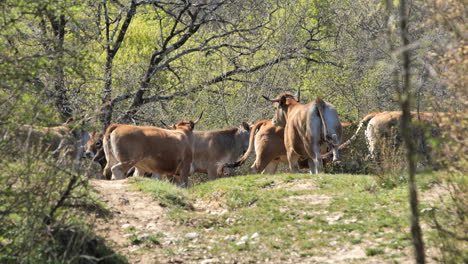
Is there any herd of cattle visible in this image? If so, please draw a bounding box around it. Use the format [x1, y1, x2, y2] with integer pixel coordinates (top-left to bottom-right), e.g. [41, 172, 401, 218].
[11, 91, 458, 186]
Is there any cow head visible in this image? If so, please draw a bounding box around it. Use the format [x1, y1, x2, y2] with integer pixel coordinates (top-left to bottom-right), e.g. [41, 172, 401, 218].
[262, 89, 300, 127]
[84, 132, 103, 159]
[238, 121, 252, 152]
[169, 112, 203, 132]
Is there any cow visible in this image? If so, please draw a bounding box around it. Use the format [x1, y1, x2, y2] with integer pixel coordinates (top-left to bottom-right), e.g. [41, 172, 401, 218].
[222, 120, 286, 174]
[263, 90, 342, 174]
[102, 114, 202, 186]
[223, 120, 352, 175]
[84, 131, 165, 180]
[364, 111, 457, 162]
[84, 131, 106, 170]
[321, 112, 380, 162]
[162, 121, 252, 179]
[9, 118, 90, 161]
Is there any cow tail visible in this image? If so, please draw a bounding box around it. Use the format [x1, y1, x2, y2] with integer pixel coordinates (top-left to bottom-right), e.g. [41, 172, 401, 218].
[315, 97, 329, 141]
[222, 120, 266, 170]
[103, 124, 119, 167]
[321, 113, 376, 160]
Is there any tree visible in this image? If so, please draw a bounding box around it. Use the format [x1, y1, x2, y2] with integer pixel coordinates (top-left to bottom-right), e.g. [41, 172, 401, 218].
[91, 0, 340, 126]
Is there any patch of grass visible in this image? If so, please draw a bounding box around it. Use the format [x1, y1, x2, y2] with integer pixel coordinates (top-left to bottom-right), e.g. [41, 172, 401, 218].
[130, 177, 193, 209]
[130, 172, 446, 262]
[366, 247, 385, 256]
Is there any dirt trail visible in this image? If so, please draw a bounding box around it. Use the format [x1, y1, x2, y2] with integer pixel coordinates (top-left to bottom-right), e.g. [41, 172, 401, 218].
[91, 179, 177, 264]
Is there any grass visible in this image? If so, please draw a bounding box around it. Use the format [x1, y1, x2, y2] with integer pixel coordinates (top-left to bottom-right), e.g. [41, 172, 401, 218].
[129, 172, 442, 263]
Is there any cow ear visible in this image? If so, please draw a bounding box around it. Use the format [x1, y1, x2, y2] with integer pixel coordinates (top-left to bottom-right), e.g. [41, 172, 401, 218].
[242, 122, 250, 131]
[189, 121, 195, 131]
[280, 95, 287, 106]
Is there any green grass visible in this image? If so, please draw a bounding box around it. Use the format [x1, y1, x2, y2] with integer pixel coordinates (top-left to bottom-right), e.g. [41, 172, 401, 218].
[130, 172, 442, 262]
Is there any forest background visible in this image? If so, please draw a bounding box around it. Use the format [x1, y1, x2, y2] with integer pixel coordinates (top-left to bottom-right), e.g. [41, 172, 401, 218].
[0, 0, 465, 263]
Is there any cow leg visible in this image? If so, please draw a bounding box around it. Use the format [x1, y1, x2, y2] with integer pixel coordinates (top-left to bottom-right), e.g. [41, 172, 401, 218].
[207, 167, 218, 180]
[365, 124, 376, 160]
[331, 134, 340, 162]
[312, 144, 323, 174]
[287, 151, 301, 173]
[111, 161, 134, 180]
[256, 149, 281, 174]
[304, 142, 322, 174]
[178, 164, 191, 188]
[133, 168, 145, 177]
[262, 161, 279, 174]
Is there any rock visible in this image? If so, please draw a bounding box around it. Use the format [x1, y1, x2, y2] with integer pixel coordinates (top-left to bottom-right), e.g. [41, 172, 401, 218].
[137, 233, 149, 241]
[240, 235, 249, 241]
[235, 241, 246, 246]
[200, 259, 219, 264]
[185, 232, 199, 239]
[326, 214, 343, 224]
[121, 223, 133, 229]
[250, 232, 259, 239]
[224, 235, 236, 241]
[128, 245, 140, 252]
[146, 223, 157, 230]
[118, 197, 129, 205]
[219, 209, 228, 215]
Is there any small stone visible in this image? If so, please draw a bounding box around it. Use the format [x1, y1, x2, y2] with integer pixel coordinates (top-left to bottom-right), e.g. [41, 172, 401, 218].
[219, 209, 228, 215]
[224, 235, 236, 241]
[146, 223, 157, 230]
[200, 259, 218, 264]
[128, 245, 140, 252]
[137, 233, 149, 241]
[235, 241, 246, 246]
[240, 235, 249, 241]
[121, 224, 133, 229]
[185, 232, 199, 239]
[250, 232, 259, 239]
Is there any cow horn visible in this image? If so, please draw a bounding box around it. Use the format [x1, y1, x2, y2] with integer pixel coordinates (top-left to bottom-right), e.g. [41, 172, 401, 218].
[160, 120, 169, 128]
[262, 95, 280, 102]
[194, 111, 203, 124]
[294, 88, 300, 102]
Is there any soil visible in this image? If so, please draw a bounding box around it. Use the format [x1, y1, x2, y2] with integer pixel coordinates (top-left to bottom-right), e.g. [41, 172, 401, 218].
[91, 179, 177, 264]
[91, 178, 441, 264]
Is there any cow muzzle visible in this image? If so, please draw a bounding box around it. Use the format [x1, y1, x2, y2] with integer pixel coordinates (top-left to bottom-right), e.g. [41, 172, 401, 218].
[84, 151, 95, 159]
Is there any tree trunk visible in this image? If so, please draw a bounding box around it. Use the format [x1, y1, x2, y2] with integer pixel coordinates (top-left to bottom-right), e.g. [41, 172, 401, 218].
[49, 14, 73, 120]
[99, 0, 138, 129]
[398, 0, 426, 263]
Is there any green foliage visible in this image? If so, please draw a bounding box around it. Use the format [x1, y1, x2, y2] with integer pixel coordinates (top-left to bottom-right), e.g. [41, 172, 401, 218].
[0, 152, 124, 263]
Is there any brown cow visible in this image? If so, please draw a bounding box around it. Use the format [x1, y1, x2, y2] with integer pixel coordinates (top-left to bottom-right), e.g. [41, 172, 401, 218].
[11, 118, 90, 160]
[162, 121, 252, 179]
[103, 114, 201, 186]
[224, 120, 352, 174]
[84, 131, 106, 170]
[364, 111, 457, 162]
[263, 91, 342, 174]
[223, 120, 286, 174]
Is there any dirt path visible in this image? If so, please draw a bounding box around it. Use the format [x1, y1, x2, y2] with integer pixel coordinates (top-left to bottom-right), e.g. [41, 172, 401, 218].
[91, 179, 178, 264]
